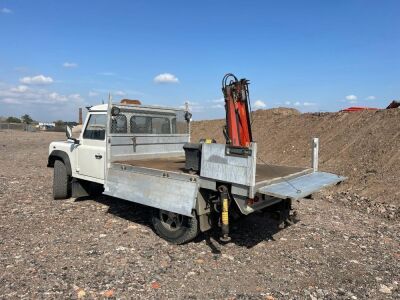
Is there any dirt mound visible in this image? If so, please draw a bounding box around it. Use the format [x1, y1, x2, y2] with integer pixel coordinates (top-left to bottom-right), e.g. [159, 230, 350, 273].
[192, 108, 400, 206]
[254, 107, 301, 116]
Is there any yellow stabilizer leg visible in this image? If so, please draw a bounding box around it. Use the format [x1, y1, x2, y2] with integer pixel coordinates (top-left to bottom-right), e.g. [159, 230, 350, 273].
[218, 185, 231, 242]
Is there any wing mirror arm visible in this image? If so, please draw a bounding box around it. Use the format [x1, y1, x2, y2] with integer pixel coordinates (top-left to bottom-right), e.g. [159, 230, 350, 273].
[65, 126, 80, 144]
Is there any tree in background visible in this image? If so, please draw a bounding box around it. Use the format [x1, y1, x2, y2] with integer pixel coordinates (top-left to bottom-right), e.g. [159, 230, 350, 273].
[21, 114, 34, 124]
[6, 116, 21, 123]
[54, 120, 65, 127]
[65, 121, 78, 127]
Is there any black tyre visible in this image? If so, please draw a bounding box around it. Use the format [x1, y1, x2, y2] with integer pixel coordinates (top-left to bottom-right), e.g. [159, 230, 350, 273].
[152, 209, 199, 244]
[53, 160, 71, 199]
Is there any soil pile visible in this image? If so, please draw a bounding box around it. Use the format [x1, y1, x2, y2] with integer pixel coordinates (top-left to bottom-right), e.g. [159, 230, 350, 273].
[192, 108, 400, 206]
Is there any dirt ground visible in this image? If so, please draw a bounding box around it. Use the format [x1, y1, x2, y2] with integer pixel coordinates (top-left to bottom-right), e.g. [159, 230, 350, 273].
[0, 116, 399, 299]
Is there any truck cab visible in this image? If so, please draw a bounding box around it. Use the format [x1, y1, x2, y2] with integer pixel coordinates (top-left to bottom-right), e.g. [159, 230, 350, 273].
[48, 104, 108, 185]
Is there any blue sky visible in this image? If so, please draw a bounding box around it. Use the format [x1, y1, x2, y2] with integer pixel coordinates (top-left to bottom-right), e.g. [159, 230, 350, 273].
[0, 0, 399, 121]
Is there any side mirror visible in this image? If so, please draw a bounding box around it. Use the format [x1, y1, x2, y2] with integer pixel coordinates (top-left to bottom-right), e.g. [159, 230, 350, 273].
[66, 125, 72, 139]
[111, 106, 121, 116]
[66, 126, 80, 144]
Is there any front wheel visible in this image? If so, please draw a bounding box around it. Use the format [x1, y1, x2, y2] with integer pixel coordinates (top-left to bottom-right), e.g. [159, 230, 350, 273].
[152, 209, 199, 244]
[53, 160, 71, 199]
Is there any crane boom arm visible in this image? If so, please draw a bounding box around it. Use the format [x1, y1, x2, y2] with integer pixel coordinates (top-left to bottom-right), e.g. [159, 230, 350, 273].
[222, 73, 253, 148]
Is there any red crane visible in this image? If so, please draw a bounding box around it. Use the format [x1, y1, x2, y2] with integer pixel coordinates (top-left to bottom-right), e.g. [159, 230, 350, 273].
[221, 73, 253, 148]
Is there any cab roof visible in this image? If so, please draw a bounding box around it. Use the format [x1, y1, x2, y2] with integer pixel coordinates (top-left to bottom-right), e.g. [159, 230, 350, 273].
[89, 104, 108, 111]
[88, 103, 186, 112]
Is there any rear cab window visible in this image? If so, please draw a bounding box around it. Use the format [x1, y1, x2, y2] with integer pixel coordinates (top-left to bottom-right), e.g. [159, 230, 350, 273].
[130, 116, 171, 134]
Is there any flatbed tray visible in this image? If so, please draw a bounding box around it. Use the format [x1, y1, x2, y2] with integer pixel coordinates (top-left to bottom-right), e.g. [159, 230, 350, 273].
[115, 158, 310, 183]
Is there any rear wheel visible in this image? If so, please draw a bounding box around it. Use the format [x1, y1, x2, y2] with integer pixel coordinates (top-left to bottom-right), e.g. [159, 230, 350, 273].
[53, 160, 71, 199]
[152, 209, 199, 244]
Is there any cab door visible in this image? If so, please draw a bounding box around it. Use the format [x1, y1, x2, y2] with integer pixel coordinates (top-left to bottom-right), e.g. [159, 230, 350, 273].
[77, 113, 107, 181]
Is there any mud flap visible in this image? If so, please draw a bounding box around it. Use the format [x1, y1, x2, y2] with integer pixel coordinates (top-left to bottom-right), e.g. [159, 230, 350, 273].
[257, 172, 346, 200]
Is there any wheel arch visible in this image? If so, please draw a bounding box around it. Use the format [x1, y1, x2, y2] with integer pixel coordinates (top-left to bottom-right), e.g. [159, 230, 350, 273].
[48, 150, 72, 176]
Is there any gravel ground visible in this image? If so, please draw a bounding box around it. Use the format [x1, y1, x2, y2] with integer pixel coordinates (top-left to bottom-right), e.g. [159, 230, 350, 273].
[0, 130, 399, 299]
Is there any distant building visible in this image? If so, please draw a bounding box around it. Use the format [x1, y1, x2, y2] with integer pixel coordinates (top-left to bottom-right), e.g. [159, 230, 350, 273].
[38, 122, 56, 131]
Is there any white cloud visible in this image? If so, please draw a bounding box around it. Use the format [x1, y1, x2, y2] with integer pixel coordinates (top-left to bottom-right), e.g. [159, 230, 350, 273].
[211, 104, 224, 109]
[20, 75, 53, 85]
[0, 84, 84, 106]
[345, 94, 358, 103]
[183, 98, 224, 111]
[1, 8, 12, 14]
[68, 94, 83, 101]
[154, 73, 179, 84]
[181, 101, 204, 113]
[88, 91, 99, 97]
[49, 92, 67, 102]
[2, 98, 21, 104]
[283, 100, 315, 107]
[253, 100, 266, 109]
[115, 90, 126, 96]
[0, 83, 87, 121]
[63, 62, 78, 68]
[366, 95, 376, 100]
[98, 72, 115, 76]
[10, 85, 29, 93]
[14, 66, 29, 73]
[211, 98, 224, 103]
[345, 94, 357, 100]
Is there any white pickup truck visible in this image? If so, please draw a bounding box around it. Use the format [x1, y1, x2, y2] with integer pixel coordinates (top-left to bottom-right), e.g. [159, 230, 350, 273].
[48, 100, 345, 244]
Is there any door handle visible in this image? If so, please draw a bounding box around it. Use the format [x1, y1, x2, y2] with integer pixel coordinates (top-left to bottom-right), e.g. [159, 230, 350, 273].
[95, 154, 102, 159]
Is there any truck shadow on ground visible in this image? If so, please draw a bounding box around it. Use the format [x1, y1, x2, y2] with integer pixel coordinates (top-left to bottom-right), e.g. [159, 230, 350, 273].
[197, 213, 282, 252]
[76, 195, 290, 251]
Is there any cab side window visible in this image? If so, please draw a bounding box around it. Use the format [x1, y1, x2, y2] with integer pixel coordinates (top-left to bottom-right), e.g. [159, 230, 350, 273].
[83, 114, 106, 140]
[152, 117, 170, 134]
[130, 116, 152, 133]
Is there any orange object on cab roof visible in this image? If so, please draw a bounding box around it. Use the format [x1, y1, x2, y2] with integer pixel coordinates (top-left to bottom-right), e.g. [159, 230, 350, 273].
[120, 99, 142, 105]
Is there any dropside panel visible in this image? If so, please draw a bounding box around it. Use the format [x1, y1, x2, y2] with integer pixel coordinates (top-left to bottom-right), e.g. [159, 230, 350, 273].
[104, 166, 198, 217]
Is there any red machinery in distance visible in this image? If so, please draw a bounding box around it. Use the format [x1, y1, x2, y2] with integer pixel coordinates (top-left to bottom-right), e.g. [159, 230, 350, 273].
[222, 73, 253, 148]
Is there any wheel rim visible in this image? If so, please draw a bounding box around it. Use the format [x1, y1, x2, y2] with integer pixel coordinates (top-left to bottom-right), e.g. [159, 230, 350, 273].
[159, 210, 183, 231]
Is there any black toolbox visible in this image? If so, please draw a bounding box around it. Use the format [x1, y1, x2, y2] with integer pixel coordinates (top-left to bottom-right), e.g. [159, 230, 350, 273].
[183, 143, 202, 173]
